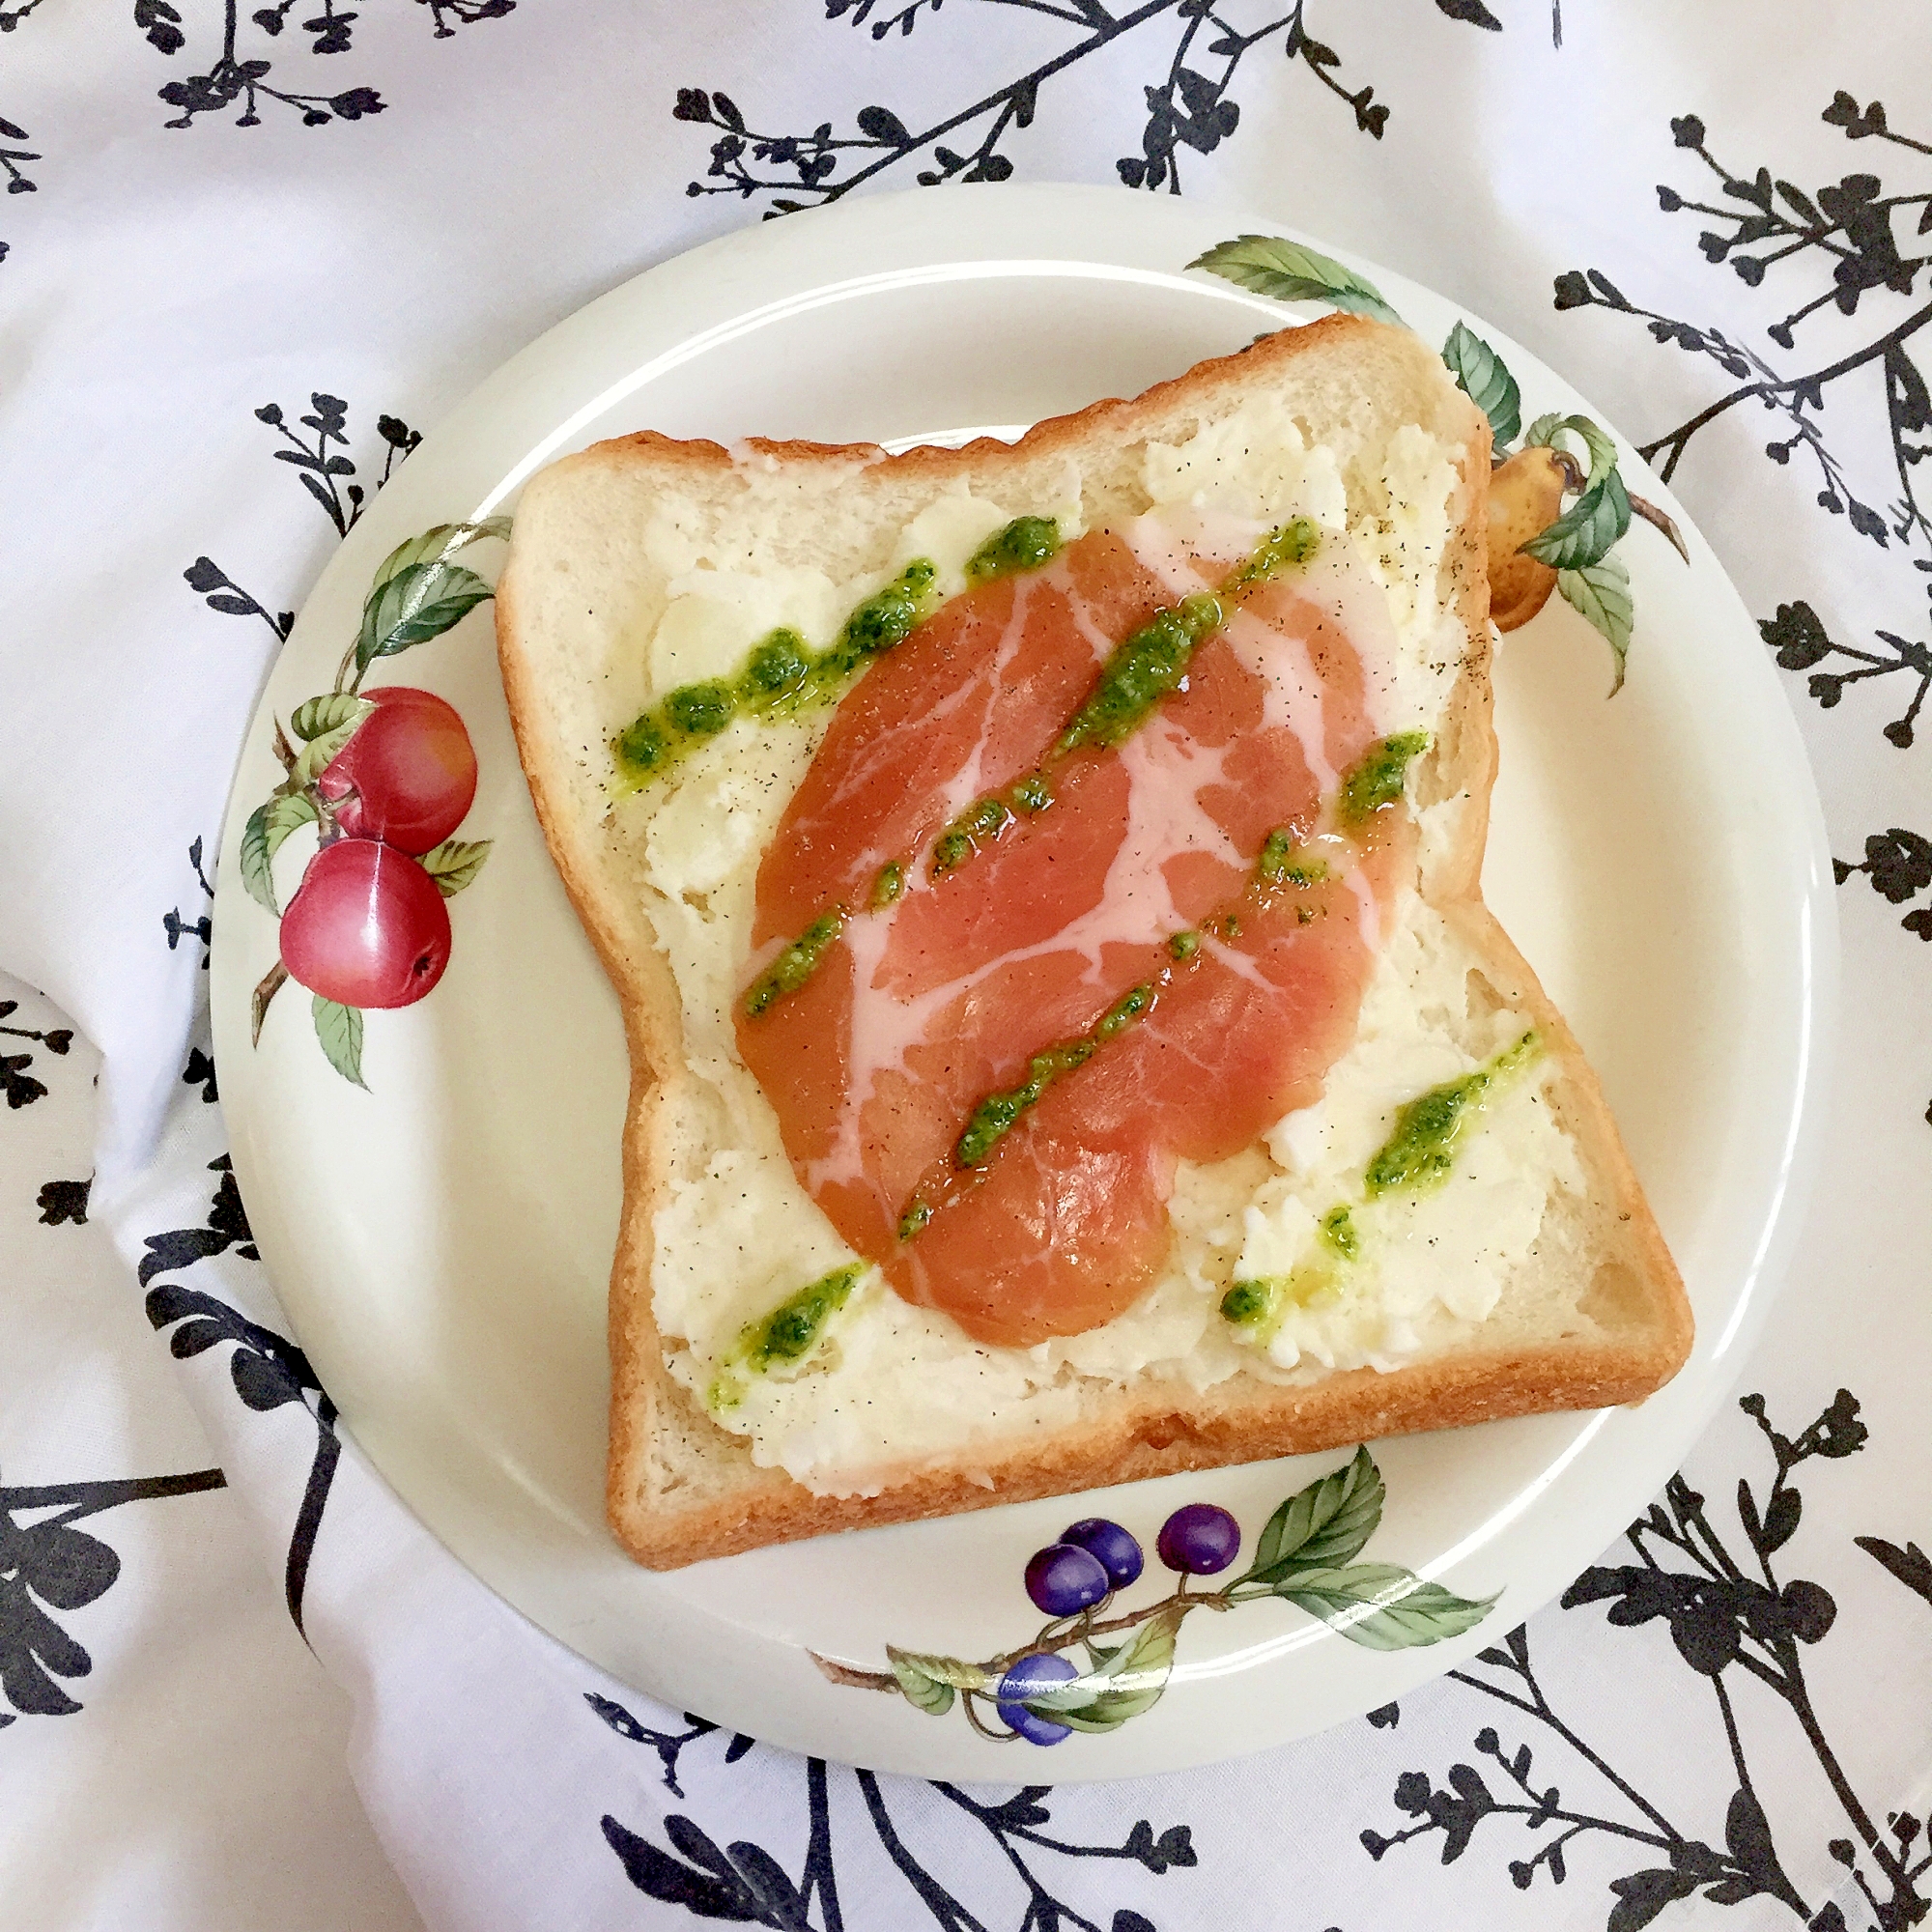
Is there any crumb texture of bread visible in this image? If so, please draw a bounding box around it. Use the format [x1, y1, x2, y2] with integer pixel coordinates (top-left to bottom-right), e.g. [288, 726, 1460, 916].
[496, 314, 1692, 1572]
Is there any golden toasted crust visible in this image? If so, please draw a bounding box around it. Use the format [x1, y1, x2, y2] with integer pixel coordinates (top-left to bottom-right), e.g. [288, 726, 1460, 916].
[496, 314, 1692, 1573]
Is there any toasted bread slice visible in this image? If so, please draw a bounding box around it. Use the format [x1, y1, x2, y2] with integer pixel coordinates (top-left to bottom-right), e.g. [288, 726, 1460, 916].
[497, 315, 1690, 1570]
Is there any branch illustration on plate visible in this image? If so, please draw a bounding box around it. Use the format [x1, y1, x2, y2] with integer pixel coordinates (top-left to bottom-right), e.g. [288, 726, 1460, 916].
[673, 0, 1514, 218]
[813, 1447, 1494, 1746]
[1363, 1389, 1932, 1930]
[242, 518, 505, 1088]
[1189, 236, 1688, 691]
[1552, 95, 1932, 751]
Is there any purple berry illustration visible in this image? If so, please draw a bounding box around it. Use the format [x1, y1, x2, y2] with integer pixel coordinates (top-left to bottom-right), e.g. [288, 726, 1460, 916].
[1156, 1502, 1241, 1576]
[811, 1450, 1501, 1746]
[1060, 1517, 1144, 1590]
[1024, 1541, 1111, 1617]
[997, 1652, 1079, 1746]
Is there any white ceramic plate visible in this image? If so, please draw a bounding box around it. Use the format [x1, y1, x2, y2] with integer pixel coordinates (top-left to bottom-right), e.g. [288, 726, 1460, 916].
[211, 184, 1834, 1780]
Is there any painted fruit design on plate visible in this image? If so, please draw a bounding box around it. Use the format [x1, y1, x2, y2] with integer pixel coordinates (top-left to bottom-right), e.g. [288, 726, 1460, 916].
[1186, 238, 1690, 694]
[243, 518, 508, 1087]
[813, 1448, 1498, 1745]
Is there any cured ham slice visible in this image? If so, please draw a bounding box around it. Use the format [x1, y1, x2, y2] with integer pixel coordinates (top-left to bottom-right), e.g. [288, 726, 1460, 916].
[736, 512, 1406, 1348]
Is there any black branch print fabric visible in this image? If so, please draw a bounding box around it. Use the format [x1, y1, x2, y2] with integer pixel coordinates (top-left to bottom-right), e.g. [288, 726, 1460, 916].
[140, 0, 514, 131]
[1553, 91, 1932, 755]
[2, 9, 1928, 1930]
[673, 0, 1511, 216]
[0, 1467, 227, 1721]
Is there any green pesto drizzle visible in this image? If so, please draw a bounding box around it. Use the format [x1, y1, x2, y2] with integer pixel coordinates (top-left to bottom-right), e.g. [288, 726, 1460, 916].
[1219, 1264, 1342, 1333]
[946, 983, 1153, 1176]
[966, 515, 1063, 582]
[1222, 516, 1321, 595]
[1256, 828, 1330, 888]
[1218, 1279, 1274, 1325]
[1320, 1204, 1359, 1259]
[1339, 730, 1431, 824]
[613, 560, 939, 785]
[1220, 1200, 1359, 1332]
[1364, 1030, 1540, 1198]
[1054, 591, 1225, 757]
[870, 861, 904, 908]
[743, 909, 846, 1019]
[709, 1263, 864, 1408]
[1169, 929, 1200, 961]
[932, 795, 1011, 875]
[1221, 1035, 1540, 1341]
[1045, 519, 1320, 763]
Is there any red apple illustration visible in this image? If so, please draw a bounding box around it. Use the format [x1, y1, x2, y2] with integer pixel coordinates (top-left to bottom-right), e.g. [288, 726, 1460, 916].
[279, 838, 452, 1009]
[316, 686, 478, 856]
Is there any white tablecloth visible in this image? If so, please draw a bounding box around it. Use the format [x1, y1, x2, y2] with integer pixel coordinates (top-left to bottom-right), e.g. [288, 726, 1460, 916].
[3, 5, 1929, 1926]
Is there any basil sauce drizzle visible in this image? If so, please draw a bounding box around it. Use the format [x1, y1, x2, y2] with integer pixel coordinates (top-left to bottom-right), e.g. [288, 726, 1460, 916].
[1256, 830, 1329, 888]
[1339, 729, 1431, 824]
[708, 1262, 865, 1409]
[614, 559, 940, 785]
[1365, 1030, 1539, 1198]
[1219, 1264, 1339, 1332]
[966, 515, 1062, 582]
[1220, 1037, 1539, 1336]
[952, 983, 1153, 1171]
[1321, 1204, 1360, 1259]
[1220, 1206, 1358, 1332]
[1054, 590, 1226, 757]
[616, 517, 1077, 788]
[744, 909, 846, 1019]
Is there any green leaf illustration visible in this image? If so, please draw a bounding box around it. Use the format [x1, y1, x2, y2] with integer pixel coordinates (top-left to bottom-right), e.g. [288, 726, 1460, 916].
[1525, 412, 1617, 485]
[312, 996, 367, 1090]
[355, 561, 494, 675]
[1440, 321, 1521, 451]
[292, 705, 374, 784]
[1268, 1562, 1498, 1650]
[1244, 1446, 1386, 1583]
[1557, 554, 1635, 694]
[1023, 1605, 1181, 1731]
[368, 517, 512, 597]
[240, 791, 319, 914]
[1520, 469, 1633, 571]
[290, 691, 372, 743]
[886, 1647, 987, 1716]
[350, 518, 511, 678]
[419, 838, 493, 898]
[1187, 234, 1403, 327]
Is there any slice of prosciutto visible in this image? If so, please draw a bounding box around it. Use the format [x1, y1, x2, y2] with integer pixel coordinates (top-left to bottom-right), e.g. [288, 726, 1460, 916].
[734, 510, 1410, 1349]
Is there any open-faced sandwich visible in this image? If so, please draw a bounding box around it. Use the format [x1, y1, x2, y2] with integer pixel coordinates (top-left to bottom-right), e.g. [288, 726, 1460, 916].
[495, 313, 1691, 1571]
